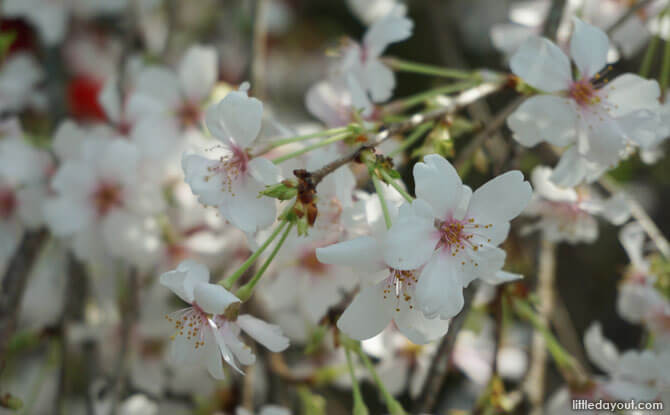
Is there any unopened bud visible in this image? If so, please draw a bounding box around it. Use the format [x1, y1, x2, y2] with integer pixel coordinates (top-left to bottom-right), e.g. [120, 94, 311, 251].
[261, 180, 298, 200]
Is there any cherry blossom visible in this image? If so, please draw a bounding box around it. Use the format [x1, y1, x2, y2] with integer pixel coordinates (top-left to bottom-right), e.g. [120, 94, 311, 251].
[0, 52, 45, 114]
[182, 85, 280, 234]
[523, 166, 629, 243]
[43, 134, 164, 265]
[383, 154, 531, 320]
[161, 260, 289, 379]
[339, 12, 413, 103]
[507, 18, 661, 186]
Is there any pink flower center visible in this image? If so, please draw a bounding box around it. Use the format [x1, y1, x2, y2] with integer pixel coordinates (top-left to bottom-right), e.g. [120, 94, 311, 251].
[206, 146, 249, 195]
[179, 102, 202, 128]
[0, 187, 17, 219]
[92, 181, 123, 217]
[436, 217, 491, 255]
[569, 79, 601, 107]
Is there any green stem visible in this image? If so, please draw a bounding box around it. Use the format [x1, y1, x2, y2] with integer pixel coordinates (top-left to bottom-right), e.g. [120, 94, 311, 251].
[639, 35, 660, 78]
[388, 121, 434, 158]
[345, 347, 369, 415]
[371, 175, 393, 230]
[221, 220, 288, 289]
[236, 222, 294, 301]
[265, 126, 350, 150]
[385, 57, 480, 80]
[393, 81, 478, 110]
[661, 39, 670, 99]
[357, 347, 407, 415]
[272, 132, 351, 164]
[379, 170, 413, 202]
[512, 298, 574, 369]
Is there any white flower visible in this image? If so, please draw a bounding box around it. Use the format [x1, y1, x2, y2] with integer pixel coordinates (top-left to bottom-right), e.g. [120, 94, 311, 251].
[507, 18, 661, 186]
[383, 154, 531, 320]
[584, 322, 670, 401]
[339, 12, 413, 102]
[346, 0, 407, 26]
[43, 135, 164, 265]
[127, 45, 217, 127]
[305, 76, 373, 127]
[0, 119, 52, 268]
[182, 86, 280, 234]
[523, 166, 629, 243]
[490, 0, 551, 57]
[161, 260, 290, 379]
[0, 53, 45, 114]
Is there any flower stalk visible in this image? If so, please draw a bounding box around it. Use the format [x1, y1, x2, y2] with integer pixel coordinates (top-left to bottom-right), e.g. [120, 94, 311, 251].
[236, 222, 294, 301]
[221, 219, 289, 289]
[383, 57, 483, 80]
[272, 132, 353, 164]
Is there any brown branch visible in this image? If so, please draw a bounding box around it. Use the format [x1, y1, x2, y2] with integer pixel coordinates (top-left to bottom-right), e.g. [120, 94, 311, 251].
[525, 239, 556, 415]
[412, 283, 477, 413]
[0, 228, 48, 375]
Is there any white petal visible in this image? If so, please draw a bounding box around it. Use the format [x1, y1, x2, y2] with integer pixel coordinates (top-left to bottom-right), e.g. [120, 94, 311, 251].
[481, 270, 523, 284]
[237, 314, 290, 352]
[415, 254, 465, 319]
[178, 45, 218, 104]
[337, 283, 391, 341]
[462, 244, 507, 286]
[394, 306, 450, 344]
[220, 327, 256, 365]
[99, 140, 140, 185]
[208, 90, 263, 148]
[362, 59, 395, 103]
[247, 157, 281, 186]
[584, 322, 619, 374]
[193, 282, 240, 314]
[43, 197, 94, 236]
[259, 406, 291, 415]
[413, 154, 462, 219]
[570, 18, 609, 79]
[602, 74, 660, 117]
[52, 120, 86, 161]
[315, 236, 386, 273]
[383, 208, 438, 270]
[467, 171, 532, 225]
[129, 67, 182, 114]
[222, 177, 277, 233]
[507, 95, 578, 147]
[363, 14, 413, 57]
[510, 36, 572, 92]
[50, 161, 96, 198]
[98, 76, 121, 124]
[305, 79, 351, 127]
[203, 328, 227, 379]
[549, 147, 595, 187]
[576, 115, 626, 166]
[182, 154, 226, 206]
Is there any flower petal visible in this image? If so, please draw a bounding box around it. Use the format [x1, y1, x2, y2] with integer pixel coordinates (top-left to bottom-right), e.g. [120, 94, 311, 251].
[467, 171, 532, 225]
[383, 204, 438, 270]
[178, 45, 218, 104]
[237, 314, 290, 352]
[510, 36, 572, 92]
[413, 154, 462, 220]
[363, 14, 413, 57]
[570, 18, 609, 79]
[209, 90, 263, 148]
[601, 74, 660, 117]
[220, 326, 256, 365]
[394, 306, 450, 344]
[337, 282, 391, 340]
[182, 154, 226, 207]
[193, 282, 240, 314]
[415, 253, 465, 319]
[316, 236, 386, 273]
[507, 95, 578, 147]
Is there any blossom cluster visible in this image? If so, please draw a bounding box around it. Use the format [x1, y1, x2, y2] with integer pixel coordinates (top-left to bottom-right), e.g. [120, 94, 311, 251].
[1, 0, 670, 414]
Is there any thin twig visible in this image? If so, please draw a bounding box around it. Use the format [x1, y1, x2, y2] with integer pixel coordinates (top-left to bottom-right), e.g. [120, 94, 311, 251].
[412, 284, 477, 414]
[542, 0, 568, 39]
[110, 268, 140, 413]
[0, 229, 48, 375]
[599, 175, 670, 259]
[454, 96, 525, 171]
[606, 0, 654, 35]
[525, 239, 556, 415]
